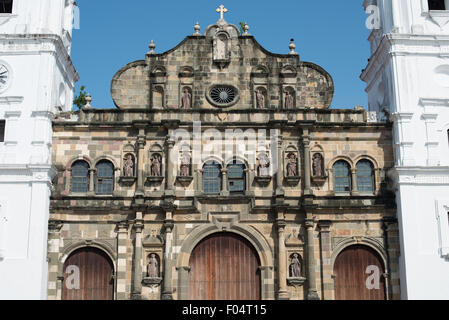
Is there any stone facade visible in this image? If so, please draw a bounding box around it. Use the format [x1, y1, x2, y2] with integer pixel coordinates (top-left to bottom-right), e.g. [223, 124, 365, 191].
[47, 16, 400, 300]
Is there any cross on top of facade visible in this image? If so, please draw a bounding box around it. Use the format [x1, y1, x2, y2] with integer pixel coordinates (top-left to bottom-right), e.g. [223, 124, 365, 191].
[216, 5, 228, 20]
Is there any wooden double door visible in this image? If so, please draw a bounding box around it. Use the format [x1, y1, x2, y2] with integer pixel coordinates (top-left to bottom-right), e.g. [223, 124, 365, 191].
[62, 247, 114, 300]
[188, 233, 261, 300]
[334, 245, 386, 300]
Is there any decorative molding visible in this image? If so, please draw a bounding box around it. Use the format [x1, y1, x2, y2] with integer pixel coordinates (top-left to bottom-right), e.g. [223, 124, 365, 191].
[0, 96, 23, 105]
[435, 199, 449, 258]
[287, 277, 306, 287]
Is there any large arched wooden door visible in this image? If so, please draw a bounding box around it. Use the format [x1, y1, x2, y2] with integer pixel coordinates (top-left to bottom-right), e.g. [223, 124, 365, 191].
[334, 245, 386, 300]
[62, 247, 114, 300]
[188, 233, 261, 300]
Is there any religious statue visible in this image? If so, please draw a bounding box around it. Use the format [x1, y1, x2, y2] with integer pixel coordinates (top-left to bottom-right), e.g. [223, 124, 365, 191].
[181, 88, 192, 109]
[289, 254, 302, 278]
[180, 152, 191, 177]
[258, 153, 270, 176]
[312, 153, 323, 177]
[285, 91, 294, 109]
[151, 154, 162, 177]
[147, 254, 159, 278]
[286, 153, 297, 177]
[123, 154, 134, 177]
[256, 89, 265, 109]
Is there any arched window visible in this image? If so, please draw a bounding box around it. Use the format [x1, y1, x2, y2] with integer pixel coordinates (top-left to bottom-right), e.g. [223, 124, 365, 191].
[71, 160, 89, 193]
[357, 160, 375, 193]
[333, 160, 351, 193]
[203, 161, 222, 194]
[96, 160, 114, 195]
[0, 0, 13, 14]
[428, 0, 446, 10]
[227, 160, 246, 193]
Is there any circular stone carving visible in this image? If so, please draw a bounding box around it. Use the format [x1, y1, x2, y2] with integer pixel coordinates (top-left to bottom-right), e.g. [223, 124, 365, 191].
[206, 85, 239, 108]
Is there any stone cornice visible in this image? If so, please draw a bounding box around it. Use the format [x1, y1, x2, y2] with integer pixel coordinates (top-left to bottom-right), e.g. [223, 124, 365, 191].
[390, 166, 449, 186]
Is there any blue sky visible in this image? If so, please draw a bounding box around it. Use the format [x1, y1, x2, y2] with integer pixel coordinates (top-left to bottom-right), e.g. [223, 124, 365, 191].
[72, 1, 371, 109]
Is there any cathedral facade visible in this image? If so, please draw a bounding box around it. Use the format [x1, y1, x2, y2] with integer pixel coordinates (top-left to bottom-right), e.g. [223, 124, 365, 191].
[47, 13, 400, 300]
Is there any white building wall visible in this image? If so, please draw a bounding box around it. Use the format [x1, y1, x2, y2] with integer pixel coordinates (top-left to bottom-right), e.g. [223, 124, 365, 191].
[362, 0, 449, 299]
[0, 0, 78, 299]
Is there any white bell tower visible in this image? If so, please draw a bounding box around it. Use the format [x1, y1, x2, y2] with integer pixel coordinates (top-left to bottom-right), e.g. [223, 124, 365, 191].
[361, 0, 449, 299]
[0, 0, 78, 299]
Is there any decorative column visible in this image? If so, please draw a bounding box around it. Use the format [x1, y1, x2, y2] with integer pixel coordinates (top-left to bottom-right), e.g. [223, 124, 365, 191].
[47, 220, 63, 300]
[132, 212, 144, 300]
[276, 213, 289, 300]
[383, 217, 399, 300]
[116, 221, 129, 300]
[318, 220, 332, 300]
[88, 168, 95, 194]
[305, 218, 319, 300]
[162, 209, 175, 300]
[276, 133, 284, 196]
[351, 168, 359, 195]
[165, 138, 175, 192]
[302, 127, 312, 196]
[135, 126, 146, 196]
[221, 168, 229, 196]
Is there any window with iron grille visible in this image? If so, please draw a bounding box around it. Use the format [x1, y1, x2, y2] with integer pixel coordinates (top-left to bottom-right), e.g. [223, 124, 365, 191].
[203, 161, 222, 194]
[71, 161, 89, 193]
[0, 0, 12, 14]
[227, 161, 245, 193]
[333, 160, 351, 193]
[96, 160, 114, 195]
[0, 120, 4, 142]
[429, 0, 446, 10]
[357, 160, 375, 193]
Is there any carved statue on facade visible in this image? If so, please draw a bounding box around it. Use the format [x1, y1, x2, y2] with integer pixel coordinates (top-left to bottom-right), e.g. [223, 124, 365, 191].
[289, 253, 302, 278]
[286, 153, 297, 177]
[258, 153, 270, 176]
[147, 253, 159, 278]
[256, 89, 265, 109]
[180, 152, 191, 177]
[312, 153, 323, 177]
[123, 154, 134, 177]
[151, 154, 162, 177]
[284, 90, 294, 109]
[181, 88, 192, 109]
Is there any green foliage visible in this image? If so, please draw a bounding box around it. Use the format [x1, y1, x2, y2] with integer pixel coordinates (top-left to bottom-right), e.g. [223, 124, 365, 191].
[73, 85, 87, 110]
[239, 22, 246, 34]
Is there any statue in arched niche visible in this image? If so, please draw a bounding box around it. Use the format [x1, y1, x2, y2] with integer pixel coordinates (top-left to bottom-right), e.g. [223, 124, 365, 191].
[151, 154, 162, 177]
[312, 153, 324, 177]
[258, 153, 270, 176]
[123, 154, 134, 177]
[147, 253, 159, 278]
[180, 152, 191, 177]
[285, 90, 294, 109]
[289, 253, 302, 278]
[256, 89, 265, 109]
[181, 88, 192, 109]
[286, 153, 298, 177]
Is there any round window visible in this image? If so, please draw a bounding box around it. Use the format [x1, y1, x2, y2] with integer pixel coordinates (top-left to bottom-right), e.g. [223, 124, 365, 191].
[206, 85, 239, 108]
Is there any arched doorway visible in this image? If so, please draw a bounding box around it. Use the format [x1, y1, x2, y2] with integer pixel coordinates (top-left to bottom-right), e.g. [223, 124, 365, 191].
[333, 245, 386, 300]
[188, 232, 261, 300]
[62, 247, 114, 300]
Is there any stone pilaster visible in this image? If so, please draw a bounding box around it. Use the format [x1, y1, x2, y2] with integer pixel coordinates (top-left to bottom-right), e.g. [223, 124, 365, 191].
[135, 126, 146, 196]
[116, 221, 129, 300]
[276, 133, 284, 196]
[305, 218, 319, 300]
[276, 215, 289, 300]
[302, 127, 312, 195]
[162, 210, 174, 300]
[318, 220, 332, 300]
[165, 138, 175, 191]
[383, 217, 400, 300]
[132, 213, 144, 299]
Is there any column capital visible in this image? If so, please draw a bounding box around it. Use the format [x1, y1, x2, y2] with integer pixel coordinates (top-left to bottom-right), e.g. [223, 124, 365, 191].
[164, 219, 175, 233]
[276, 218, 287, 230]
[305, 218, 315, 229]
[48, 220, 64, 233]
[162, 119, 181, 130]
[318, 220, 332, 232]
[165, 138, 175, 148]
[116, 221, 129, 232]
[133, 219, 144, 233]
